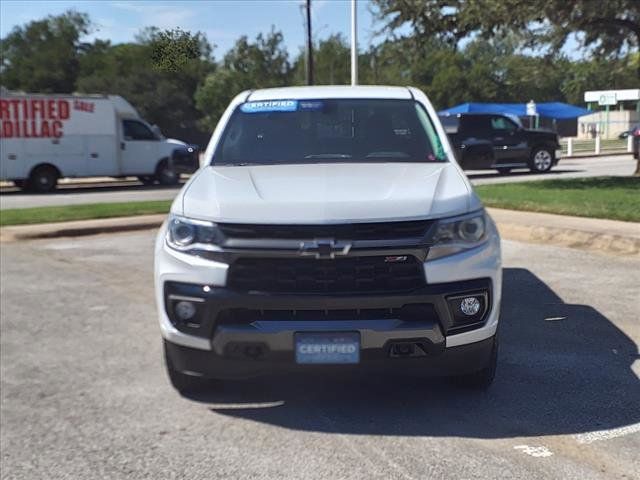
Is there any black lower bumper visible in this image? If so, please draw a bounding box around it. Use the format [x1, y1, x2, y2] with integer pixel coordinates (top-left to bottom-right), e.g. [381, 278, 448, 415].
[165, 335, 495, 379]
[163, 277, 495, 379]
[165, 277, 493, 340]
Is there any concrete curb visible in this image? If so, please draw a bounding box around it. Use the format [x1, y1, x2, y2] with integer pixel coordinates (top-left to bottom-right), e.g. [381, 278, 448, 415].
[487, 208, 640, 257]
[0, 214, 165, 242]
[1, 210, 638, 257]
[495, 222, 639, 256]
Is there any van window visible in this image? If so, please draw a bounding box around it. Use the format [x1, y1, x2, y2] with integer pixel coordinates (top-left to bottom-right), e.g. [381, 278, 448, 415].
[123, 120, 157, 141]
[214, 99, 447, 166]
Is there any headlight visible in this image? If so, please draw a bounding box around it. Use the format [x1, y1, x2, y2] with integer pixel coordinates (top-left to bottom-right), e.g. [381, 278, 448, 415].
[166, 214, 224, 251]
[427, 210, 490, 260]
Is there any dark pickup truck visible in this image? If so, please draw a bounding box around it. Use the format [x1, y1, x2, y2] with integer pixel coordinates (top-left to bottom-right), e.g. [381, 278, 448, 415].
[440, 113, 561, 174]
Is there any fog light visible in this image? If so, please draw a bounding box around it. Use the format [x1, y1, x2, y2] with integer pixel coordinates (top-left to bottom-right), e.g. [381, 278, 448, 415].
[174, 301, 197, 321]
[460, 297, 481, 316]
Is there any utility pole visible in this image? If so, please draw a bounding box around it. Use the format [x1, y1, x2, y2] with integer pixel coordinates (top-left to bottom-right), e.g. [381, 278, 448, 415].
[350, 0, 358, 85]
[306, 0, 314, 85]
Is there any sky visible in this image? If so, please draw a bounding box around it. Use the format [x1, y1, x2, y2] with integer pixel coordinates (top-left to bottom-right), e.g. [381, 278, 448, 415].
[0, 0, 398, 58]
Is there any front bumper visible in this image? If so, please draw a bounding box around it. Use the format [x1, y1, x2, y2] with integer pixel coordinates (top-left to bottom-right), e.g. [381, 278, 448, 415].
[166, 335, 496, 379]
[154, 219, 502, 377]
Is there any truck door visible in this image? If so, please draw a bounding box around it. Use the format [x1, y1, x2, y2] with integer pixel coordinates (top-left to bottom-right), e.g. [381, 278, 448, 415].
[489, 115, 527, 164]
[456, 115, 494, 169]
[119, 119, 161, 175]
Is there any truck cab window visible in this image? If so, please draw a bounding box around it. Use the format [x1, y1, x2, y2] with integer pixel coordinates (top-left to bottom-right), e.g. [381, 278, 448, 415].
[123, 120, 157, 141]
[490, 116, 517, 132]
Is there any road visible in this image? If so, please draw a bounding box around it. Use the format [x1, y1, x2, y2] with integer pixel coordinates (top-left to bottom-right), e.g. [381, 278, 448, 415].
[1, 231, 638, 479]
[0, 154, 636, 210]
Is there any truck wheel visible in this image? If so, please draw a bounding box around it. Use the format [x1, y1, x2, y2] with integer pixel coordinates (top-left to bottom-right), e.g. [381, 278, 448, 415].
[156, 160, 179, 186]
[529, 147, 554, 173]
[163, 340, 213, 394]
[451, 335, 498, 390]
[29, 165, 58, 193]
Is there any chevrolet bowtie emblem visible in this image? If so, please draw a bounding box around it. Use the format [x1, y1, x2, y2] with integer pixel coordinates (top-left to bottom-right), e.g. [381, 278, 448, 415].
[299, 239, 352, 259]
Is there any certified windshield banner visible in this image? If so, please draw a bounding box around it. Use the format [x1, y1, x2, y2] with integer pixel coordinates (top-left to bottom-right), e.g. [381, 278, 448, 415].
[240, 99, 325, 114]
[240, 100, 298, 113]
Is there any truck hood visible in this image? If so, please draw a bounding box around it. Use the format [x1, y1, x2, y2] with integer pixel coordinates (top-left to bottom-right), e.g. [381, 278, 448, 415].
[179, 162, 474, 224]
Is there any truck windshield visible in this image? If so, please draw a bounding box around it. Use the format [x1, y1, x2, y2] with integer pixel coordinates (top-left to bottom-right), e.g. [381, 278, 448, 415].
[213, 99, 446, 166]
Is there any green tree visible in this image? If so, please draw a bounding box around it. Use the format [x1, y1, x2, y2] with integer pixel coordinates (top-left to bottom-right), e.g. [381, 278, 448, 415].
[77, 29, 215, 145]
[292, 34, 351, 85]
[195, 29, 291, 131]
[373, 0, 639, 58]
[0, 10, 90, 92]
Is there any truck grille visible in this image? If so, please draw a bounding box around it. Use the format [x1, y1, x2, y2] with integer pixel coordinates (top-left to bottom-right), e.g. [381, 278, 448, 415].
[227, 256, 426, 294]
[218, 220, 433, 241]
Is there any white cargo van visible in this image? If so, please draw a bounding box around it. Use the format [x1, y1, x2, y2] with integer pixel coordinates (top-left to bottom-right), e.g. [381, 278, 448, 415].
[0, 91, 197, 192]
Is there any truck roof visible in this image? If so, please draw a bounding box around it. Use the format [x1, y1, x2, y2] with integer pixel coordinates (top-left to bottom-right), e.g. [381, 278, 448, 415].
[247, 85, 414, 101]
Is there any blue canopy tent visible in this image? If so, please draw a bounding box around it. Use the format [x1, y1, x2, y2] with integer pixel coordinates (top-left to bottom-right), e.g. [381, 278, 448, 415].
[439, 102, 591, 120]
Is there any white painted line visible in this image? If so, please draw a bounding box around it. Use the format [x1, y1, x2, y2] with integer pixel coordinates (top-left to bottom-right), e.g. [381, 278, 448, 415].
[209, 401, 285, 410]
[514, 445, 554, 457]
[573, 423, 640, 444]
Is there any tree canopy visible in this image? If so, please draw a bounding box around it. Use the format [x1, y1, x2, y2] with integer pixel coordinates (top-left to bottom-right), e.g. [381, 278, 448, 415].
[0, 11, 91, 93]
[1, 8, 637, 146]
[372, 0, 640, 58]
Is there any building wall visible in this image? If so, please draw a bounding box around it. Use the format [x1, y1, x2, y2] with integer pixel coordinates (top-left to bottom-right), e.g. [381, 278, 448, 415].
[577, 110, 639, 139]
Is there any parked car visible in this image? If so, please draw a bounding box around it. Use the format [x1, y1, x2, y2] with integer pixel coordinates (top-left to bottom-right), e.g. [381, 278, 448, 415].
[440, 112, 560, 174]
[633, 127, 640, 160]
[155, 86, 502, 394]
[618, 125, 639, 139]
[0, 91, 198, 192]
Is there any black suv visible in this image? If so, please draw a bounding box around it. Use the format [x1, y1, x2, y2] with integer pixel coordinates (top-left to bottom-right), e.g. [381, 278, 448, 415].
[441, 113, 561, 174]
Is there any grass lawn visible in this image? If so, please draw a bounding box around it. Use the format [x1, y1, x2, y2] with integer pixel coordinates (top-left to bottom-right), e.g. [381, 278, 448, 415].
[1, 176, 638, 226]
[475, 176, 640, 223]
[0, 200, 172, 226]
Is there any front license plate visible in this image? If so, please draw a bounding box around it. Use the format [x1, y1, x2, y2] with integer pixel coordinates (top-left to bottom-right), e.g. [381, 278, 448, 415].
[295, 332, 360, 364]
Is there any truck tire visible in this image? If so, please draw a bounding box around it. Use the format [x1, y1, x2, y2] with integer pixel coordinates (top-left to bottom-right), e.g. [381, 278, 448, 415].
[529, 147, 554, 173]
[156, 159, 179, 186]
[451, 335, 498, 390]
[163, 340, 214, 394]
[29, 165, 59, 193]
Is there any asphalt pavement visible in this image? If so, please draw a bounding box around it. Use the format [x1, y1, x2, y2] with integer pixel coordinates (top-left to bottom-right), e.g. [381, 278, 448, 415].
[1, 230, 638, 479]
[0, 154, 635, 210]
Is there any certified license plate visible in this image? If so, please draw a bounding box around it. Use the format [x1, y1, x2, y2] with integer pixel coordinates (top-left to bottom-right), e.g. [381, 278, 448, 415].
[295, 332, 360, 364]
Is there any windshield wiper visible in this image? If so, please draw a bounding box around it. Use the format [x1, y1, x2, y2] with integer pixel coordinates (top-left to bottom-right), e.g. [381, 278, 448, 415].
[304, 154, 352, 159]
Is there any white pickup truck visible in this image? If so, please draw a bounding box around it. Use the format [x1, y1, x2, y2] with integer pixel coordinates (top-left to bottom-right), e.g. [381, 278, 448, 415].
[154, 85, 502, 394]
[0, 91, 197, 192]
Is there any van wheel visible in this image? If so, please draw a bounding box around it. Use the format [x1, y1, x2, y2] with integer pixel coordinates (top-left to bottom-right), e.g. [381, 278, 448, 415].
[529, 147, 554, 173]
[29, 166, 58, 193]
[163, 340, 214, 394]
[156, 160, 179, 186]
[451, 335, 498, 390]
